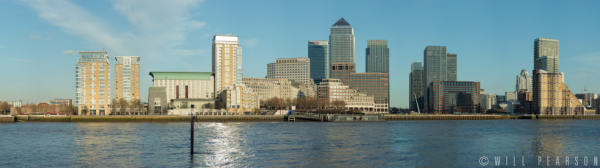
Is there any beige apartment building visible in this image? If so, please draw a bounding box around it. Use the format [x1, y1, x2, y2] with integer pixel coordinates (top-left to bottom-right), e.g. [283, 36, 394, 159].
[532, 70, 595, 115]
[317, 79, 375, 112]
[76, 51, 111, 115]
[221, 84, 259, 114]
[212, 35, 242, 98]
[114, 56, 140, 102]
[267, 57, 311, 84]
[242, 78, 315, 101]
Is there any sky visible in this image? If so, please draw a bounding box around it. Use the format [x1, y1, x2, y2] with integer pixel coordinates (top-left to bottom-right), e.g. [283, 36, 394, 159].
[1, 0, 599, 108]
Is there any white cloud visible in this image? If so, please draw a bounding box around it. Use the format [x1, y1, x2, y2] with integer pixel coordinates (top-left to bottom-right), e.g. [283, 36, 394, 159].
[23, 0, 206, 59]
[23, 0, 128, 54]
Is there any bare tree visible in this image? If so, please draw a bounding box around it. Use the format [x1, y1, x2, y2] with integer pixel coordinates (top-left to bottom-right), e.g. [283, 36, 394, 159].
[118, 98, 128, 115]
[131, 99, 140, 115]
[0, 102, 10, 115]
[203, 103, 214, 109]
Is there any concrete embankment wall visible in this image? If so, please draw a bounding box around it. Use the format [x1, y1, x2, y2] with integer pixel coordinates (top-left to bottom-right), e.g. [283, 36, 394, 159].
[8, 114, 600, 122]
[0, 116, 15, 122]
[15, 115, 284, 122]
[383, 114, 517, 120]
[383, 114, 600, 120]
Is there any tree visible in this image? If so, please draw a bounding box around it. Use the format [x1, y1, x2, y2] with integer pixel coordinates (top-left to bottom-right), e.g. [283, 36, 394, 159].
[63, 104, 75, 115]
[203, 103, 214, 109]
[0, 102, 10, 115]
[215, 99, 226, 109]
[130, 99, 141, 115]
[119, 98, 129, 115]
[81, 106, 88, 115]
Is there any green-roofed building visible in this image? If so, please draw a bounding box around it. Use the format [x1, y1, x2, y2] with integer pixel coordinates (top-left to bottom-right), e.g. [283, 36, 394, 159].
[149, 72, 215, 105]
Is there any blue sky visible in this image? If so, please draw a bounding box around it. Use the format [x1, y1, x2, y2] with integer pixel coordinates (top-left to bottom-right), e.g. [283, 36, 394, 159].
[1, 0, 599, 107]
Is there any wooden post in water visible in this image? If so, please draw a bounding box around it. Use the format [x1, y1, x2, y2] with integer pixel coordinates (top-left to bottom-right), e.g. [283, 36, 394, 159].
[190, 104, 195, 155]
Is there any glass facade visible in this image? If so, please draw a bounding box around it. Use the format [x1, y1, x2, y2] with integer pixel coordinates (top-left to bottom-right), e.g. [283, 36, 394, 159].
[366, 40, 389, 73]
[429, 81, 480, 114]
[308, 40, 329, 82]
[534, 38, 559, 73]
[423, 46, 458, 112]
[329, 18, 355, 65]
[446, 53, 457, 81]
[409, 62, 424, 112]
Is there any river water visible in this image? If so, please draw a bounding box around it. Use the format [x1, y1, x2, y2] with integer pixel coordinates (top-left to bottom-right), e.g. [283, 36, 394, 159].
[1, 120, 600, 167]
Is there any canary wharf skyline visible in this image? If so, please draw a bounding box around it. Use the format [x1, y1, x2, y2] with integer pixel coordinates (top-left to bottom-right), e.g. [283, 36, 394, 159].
[1, 0, 600, 107]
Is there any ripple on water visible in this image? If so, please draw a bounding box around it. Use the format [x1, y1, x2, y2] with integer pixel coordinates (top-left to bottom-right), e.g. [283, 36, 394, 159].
[1, 120, 600, 167]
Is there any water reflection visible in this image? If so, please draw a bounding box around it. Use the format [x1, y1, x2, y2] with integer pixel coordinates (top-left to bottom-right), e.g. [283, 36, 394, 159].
[74, 123, 141, 167]
[3, 121, 600, 167]
[533, 120, 568, 157]
[195, 123, 245, 168]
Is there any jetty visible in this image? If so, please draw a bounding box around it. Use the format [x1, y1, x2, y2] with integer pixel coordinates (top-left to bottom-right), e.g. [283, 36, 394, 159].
[288, 112, 382, 122]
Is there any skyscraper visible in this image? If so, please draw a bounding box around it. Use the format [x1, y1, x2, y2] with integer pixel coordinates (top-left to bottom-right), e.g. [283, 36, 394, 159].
[114, 56, 140, 102]
[516, 69, 532, 92]
[329, 18, 355, 65]
[424, 46, 448, 87]
[423, 46, 458, 112]
[326, 18, 388, 113]
[212, 35, 242, 98]
[308, 40, 329, 83]
[534, 38, 559, 73]
[76, 51, 111, 115]
[366, 40, 389, 73]
[446, 53, 457, 81]
[267, 57, 311, 84]
[409, 62, 424, 112]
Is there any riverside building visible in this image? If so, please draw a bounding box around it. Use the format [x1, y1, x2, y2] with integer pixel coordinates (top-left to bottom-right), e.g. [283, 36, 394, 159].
[76, 50, 111, 115]
[242, 78, 315, 101]
[267, 57, 311, 84]
[114, 56, 140, 102]
[149, 72, 214, 103]
[213, 35, 242, 98]
[317, 79, 375, 112]
[428, 81, 480, 114]
[532, 70, 593, 115]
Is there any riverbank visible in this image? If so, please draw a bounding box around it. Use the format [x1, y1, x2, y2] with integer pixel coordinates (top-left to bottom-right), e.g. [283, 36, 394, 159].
[0, 115, 15, 122]
[13, 115, 284, 122]
[4, 114, 600, 122]
[382, 114, 600, 120]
